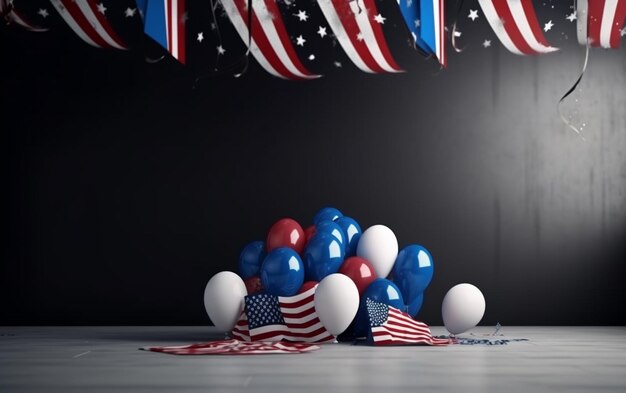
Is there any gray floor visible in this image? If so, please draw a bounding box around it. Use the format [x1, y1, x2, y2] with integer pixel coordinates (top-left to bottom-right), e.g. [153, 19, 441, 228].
[1, 326, 625, 393]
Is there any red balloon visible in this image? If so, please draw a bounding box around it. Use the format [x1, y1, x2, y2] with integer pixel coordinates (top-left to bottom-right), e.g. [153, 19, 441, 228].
[304, 225, 316, 249]
[298, 280, 319, 294]
[339, 256, 377, 296]
[244, 276, 264, 295]
[266, 218, 306, 254]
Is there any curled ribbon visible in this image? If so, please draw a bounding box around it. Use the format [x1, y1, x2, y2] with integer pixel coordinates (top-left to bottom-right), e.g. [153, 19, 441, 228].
[557, 43, 590, 135]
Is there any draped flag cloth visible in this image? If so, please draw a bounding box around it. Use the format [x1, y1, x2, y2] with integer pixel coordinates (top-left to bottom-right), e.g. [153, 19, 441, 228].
[220, 0, 320, 79]
[1, 0, 48, 31]
[50, 0, 126, 49]
[477, 0, 558, 55]
[140, 0, 186, 63]
[232, 286, 335, 343]
[366, 299, 453, 346]
[419, 0, 446, 67]
[140, 339, 320, 355]
[396, 0, 430, 54]
[585, 0, 626, 48]
[316, 0, 403, 73]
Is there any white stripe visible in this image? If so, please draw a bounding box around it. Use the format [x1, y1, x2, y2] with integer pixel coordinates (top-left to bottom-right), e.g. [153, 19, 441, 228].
[251, 0, 319, 79]
[577, 0, 588, 45]
[171, 0, 179, 59]
[352, 0, 401, 72]
[374, 326, 432, 340]
[509, 0, 557, 53]
[286, 322, 325, 334]
[316, 0, 375, 72]
[600, 0, 619, 48]
[74, 1, 126, 50]
[7, 11, 48, 31]
[163, 0, 170, 54]
[386, 316, 431, 334]
[432, 0, 442, 62]
[372, 333, 433, 344]
[478, 0, 524, 55]
[220, 0, 284, 78]
[50, 0, 101, 47]
[281, 302, 314, 315]
[283, 312, 318, 324]
[280, 288, 315, 304]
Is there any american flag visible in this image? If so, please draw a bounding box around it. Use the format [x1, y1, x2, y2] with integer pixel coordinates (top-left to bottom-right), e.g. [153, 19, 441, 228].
[141, 339, 319, 355]
[367, 298, 453, 346]
[232, 286, 334, 343]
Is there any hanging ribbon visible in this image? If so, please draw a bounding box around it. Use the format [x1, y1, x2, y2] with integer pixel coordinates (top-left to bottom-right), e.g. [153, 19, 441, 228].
[557, 43, 590, 135]
[450, 0, 465, 53]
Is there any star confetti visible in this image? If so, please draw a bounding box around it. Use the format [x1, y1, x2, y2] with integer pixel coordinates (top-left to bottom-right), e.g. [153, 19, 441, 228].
[374, 14, 386, 24]
[317, 26, 327, 38]
[621, 27, 626, 37]
[197, 32, 204, 42]
[308, 54, 315, 60]
[544, 20, 554, 32]
[37, 8, 49, 18]
[566, 11, 576, 22]
[468, 9, 479, 21]
[217, 45, 226, 55]
[296, 35, 306, 46]
[482, 39, 491, 48]
[97, 2, 107, 15]
[295, 10, 308, 21]
[124, 7, 136, 18]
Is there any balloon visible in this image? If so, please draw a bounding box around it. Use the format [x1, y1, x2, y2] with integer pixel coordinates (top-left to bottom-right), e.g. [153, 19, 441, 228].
[392, 245, 434, 304]
[244, 276, 263, 295]
[354, 278, 404, 337]
[260, 247, 305, 296]
[298, 280, 319, 294]
[238, 241, 266, 279]
[406, 293, 424, 318]
[315, 220, 345, 244]
[314, 273, 359, 336]
[442, 283, 486, 335]
[338, 256, 377, 296]
[356, 225, 398, 278]
[313, 207, 343, 225]
[304, 225, 316, 244]
[266, 218, 306, 254]
[303, 233, 345, 281]
[203, 271, 247, 332]
[335, 216, 362, 257]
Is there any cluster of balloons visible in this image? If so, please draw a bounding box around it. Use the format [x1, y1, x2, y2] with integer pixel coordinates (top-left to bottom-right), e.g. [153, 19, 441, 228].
[204, 207, 439, 337]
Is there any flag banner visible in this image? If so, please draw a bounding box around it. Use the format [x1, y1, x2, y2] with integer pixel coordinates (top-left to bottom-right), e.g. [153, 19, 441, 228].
[142, 0, 186, 63]
[419, 0, 446, 67]
[366, 298, 453, 346]
[220, 0, 320, 79]
[231, 286, 335, 343]
[141, 339, 320, 355]
[477, 0, 558, 55]
[50, 0, 126, 49]
[2, 0, 48, 32]
[396, 0, 432, 56]
[586, 0, 626, 48]
[316, 0, 403, 73]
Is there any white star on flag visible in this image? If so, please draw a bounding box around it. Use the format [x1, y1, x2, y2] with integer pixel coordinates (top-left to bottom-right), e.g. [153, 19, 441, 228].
[317, 26, 327, 38]
[544, 20, 554, 32]
[414, 19, 420, 27]
[97, 2, 107, 15]
[483, 39, 491, 48]
[356, 32, 364, 41]
[295, 10, 308, 21]
[566, 12, 576, 22]
[124, 7, 136, 18]
[468, 9, 479, 21]
[374, 14, 386, 24]
[37, 8, 49, 18]
[197, 32, 204, 42]
[296, 35, 306, 46]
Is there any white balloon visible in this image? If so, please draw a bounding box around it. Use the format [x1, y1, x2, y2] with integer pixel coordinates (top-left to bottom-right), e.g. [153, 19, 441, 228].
[314, 273, 360, 336]
[203, 271, 247, 332]
[356, 225, 398, 278]
[441, 283, 486, 335]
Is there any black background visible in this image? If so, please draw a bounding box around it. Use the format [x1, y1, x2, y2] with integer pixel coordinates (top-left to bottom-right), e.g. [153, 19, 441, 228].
[2, 0, 626, 326]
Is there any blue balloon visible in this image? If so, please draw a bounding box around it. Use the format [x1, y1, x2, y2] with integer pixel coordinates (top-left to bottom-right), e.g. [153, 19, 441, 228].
[303, 233, 345, 281]
[313, 207, 343, 225]
[260, 248, 304, 296]
[354, 279, 405, 337]
[335, 216, 362, 257]
[315, 220, 345, 244]
[238, 241, 266, 279]
[406, 293, 424, 318]
[392, 245, 434, 304]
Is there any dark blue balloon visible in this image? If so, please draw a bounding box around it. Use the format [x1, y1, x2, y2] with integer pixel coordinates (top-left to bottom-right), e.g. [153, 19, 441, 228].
[260, 247, 304, 296]
[335, 216, 362, 257]
[303, 233, 345, 281]
[315, 220, 345, 244]
[238, 241, 266, 279]
[406, 293, 424, 318]
[353, 278, 405, 337]
[313, 207, 343, 225]
[392, 245, 434, 304]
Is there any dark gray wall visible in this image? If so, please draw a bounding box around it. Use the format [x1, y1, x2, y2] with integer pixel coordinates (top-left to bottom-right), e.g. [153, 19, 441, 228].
[3, 2, 626, 326]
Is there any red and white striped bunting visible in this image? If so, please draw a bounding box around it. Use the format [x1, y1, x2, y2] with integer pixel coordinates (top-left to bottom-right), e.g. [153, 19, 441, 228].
[316, 0, 403, 73]
[50, 0, 127, 50]
[478, 0, 558, 55]
[586, 0, 626, 48]
[141, 339, 320, 355]
[1, 0, 48, 32]
[220, 0, 320, 79]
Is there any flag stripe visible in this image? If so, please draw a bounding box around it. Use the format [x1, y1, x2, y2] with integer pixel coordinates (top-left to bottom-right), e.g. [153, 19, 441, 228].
[356, 0, 403, 72]
[610, 0, 626, 48]
[586, 0, 626, 48]
[79, 1, 127, 49]
[513, 0, 557, 53]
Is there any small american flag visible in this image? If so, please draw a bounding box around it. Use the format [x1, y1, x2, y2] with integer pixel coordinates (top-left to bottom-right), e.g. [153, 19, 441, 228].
[367, 298, 453, 346]
[232, 286, 334, 343]
[141, 339, 319, 355]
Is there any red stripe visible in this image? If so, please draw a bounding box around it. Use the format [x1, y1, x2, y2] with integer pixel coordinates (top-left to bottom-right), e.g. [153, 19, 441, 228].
[262, 0, 313, 77]
[285, 317, 322, 330]
[491, 1, 536, 54]
[439, 0, 446, 67]
[281, 306, 316, 319]
[610, 0, 626, 48]
[520, 0, 549, 47]
[166, 0, 172, 54]
[329, 0, 385, 73]
[60, 0, 110, 48]
[279, 294, 314, 309]
[177, 0, 186, 63]
[86, 0, 127, 49]
[250, 329, 290, 341]
[588, 0, 606, 47]
[377, 325, 432, 339]
[360, 0, 402, 71]
[384, 316, 431, 333]
[232, 0, 299, 79]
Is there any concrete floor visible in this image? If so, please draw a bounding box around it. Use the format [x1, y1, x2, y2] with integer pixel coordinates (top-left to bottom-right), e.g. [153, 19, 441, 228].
[1, 326, 625, 392]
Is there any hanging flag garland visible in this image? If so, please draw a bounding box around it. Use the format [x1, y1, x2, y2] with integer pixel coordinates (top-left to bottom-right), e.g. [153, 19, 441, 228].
[585, 0, 626, 48]
[140, 0, 186, 63]
[1, 0, 48, 32]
